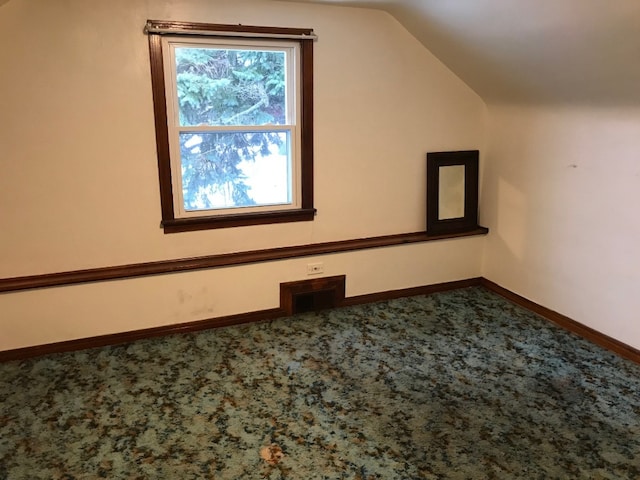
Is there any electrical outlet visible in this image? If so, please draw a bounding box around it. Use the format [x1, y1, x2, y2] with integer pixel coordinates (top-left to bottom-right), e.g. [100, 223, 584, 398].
[307, 262, 324, 275]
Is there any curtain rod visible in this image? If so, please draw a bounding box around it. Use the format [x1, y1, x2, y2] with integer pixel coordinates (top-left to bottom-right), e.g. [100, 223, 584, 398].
[145, 23, 317, 41]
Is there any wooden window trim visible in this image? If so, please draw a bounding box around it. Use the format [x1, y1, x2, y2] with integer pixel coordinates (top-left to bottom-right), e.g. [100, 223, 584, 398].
[146, 21, 315, 232]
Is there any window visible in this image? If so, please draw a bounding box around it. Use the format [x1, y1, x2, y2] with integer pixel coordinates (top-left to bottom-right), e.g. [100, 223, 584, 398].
[146, 21, 316, 232]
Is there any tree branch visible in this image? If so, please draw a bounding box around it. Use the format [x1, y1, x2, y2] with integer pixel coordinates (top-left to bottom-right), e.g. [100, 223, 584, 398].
[222, 98, 266, 125]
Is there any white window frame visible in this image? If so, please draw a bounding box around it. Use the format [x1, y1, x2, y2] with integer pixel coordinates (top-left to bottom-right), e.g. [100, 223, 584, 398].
[162, 37, 302, 218]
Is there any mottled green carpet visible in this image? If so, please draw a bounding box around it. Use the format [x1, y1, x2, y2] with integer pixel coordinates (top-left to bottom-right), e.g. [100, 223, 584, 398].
[1, 287, 639, 479]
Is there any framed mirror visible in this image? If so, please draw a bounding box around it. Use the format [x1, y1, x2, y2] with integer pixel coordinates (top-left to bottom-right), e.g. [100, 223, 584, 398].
[426, 150, 479, 235]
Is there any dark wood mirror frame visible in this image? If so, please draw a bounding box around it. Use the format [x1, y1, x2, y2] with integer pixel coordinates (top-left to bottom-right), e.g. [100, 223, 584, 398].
[426, 150, 480, 235]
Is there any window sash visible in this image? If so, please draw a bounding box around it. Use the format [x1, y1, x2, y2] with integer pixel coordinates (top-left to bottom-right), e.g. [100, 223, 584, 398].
[170, 127, 300, 217]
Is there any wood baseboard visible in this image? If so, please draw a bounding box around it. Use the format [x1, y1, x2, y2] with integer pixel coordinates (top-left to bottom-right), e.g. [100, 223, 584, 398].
[480, 278, 640, 364]
[2, 276, 638, 366]
[0, 278, 480, 362]
[0, 308, 286, 363]
[341, 277, 482, 307]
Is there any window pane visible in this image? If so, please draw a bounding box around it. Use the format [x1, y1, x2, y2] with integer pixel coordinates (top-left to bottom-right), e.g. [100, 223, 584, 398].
[174, 47, 287, 127]
[179, 131, 291, 211]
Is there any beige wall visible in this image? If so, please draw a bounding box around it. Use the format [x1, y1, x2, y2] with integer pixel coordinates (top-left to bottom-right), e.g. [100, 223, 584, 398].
[0, 0, 486, 350]
[482, 105, 640, 349]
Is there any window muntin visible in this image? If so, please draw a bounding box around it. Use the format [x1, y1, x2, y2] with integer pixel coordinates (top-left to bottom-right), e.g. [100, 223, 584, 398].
[163, 38, 300, 217]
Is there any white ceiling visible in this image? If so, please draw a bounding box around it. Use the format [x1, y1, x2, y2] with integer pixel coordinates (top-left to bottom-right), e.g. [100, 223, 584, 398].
[283, 0, 640, 106]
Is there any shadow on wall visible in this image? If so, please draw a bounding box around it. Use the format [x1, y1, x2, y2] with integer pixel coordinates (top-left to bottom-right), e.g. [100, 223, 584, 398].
[481, 106, 640, 348]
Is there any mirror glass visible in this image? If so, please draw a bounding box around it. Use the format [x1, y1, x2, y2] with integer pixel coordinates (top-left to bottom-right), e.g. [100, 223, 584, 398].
[438, 165, 465, 219]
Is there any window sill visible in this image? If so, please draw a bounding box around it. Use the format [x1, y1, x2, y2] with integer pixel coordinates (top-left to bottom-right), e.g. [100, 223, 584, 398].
[162, 208, 317, 233]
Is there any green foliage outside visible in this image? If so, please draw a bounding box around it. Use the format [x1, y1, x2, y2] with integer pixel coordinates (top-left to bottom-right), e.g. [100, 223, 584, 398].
[175, 47, 288, 210]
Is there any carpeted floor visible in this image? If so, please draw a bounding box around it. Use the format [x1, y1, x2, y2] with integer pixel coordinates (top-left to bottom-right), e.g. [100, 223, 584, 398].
[1, 287, 639, 479]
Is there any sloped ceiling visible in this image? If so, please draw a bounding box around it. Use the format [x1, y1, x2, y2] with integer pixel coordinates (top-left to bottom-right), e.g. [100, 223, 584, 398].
[2, 0, 637, 105]
[284, 0, 640, 106]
